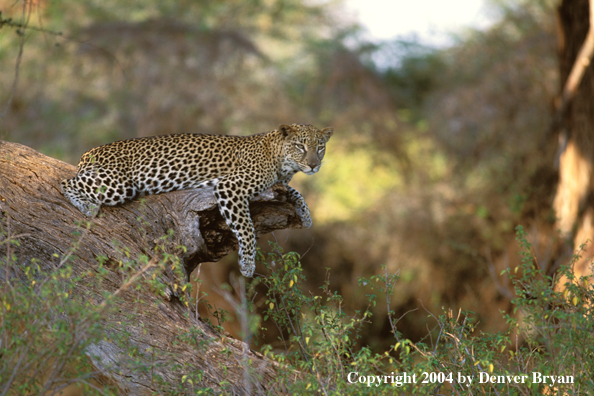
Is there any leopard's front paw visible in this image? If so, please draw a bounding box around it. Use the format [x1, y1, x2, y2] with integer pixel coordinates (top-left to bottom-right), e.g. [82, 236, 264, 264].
[239, 256, 256, 278]
[300, 214, 312, 228]
[295, 206, 312, 228]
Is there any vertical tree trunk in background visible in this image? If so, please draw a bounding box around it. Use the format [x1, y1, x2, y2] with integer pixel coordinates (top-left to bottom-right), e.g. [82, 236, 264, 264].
[554, 0, 594, 278]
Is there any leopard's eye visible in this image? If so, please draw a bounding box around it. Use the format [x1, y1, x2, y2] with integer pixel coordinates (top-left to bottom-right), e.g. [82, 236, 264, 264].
[295, 143, 306, 152]
[317, 145, 325, 154]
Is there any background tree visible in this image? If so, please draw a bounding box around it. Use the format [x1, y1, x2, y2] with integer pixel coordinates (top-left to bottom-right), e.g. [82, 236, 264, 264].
[553, 0, 594, 281]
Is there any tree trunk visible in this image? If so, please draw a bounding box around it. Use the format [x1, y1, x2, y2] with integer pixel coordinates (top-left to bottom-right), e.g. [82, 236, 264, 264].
[553, 0, 594, 279]
[0, 140, 304, 394]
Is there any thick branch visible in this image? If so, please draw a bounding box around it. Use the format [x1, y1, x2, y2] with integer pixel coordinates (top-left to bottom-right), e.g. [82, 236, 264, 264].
[0, 140, 304, 394]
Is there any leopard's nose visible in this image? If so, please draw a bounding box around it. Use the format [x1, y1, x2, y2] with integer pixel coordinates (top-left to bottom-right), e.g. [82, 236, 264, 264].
[307, 159, 319, 169]
[303, 163, 320, 174]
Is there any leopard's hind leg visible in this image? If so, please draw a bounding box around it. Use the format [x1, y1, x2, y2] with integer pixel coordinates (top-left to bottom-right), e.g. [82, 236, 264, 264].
[62, 166, 135, 217]
[61, 173, 101, 217]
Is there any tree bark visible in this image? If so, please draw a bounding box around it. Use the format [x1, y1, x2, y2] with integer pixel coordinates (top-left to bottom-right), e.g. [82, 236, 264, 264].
[0, 140, 304, 394]
[553, 0, 594, 280]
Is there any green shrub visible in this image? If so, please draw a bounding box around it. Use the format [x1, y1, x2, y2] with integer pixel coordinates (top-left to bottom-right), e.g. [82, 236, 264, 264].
[250, 228, 593, 395]
[0, 225, 189, 395]
[2, 226, 592, 395]
[1, 225, 119, 395]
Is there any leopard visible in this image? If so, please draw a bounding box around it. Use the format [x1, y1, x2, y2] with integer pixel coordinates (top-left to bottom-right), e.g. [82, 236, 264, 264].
[61, 123, 334, 277]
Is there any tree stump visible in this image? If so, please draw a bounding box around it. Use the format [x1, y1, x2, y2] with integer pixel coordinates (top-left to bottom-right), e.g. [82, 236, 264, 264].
[0, 140, 304, 394]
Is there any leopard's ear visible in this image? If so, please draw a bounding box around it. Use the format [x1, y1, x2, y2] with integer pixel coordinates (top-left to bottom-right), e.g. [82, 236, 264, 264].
[279, 124, 295, 140]
[321, 127, 334, 142]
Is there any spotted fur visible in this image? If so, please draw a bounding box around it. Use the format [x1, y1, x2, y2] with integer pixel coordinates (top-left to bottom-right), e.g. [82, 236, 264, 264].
[61, 124, 334, 277]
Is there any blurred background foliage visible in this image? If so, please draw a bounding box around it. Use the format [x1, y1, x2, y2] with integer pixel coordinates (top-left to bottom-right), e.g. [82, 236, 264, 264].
[1, 0, 565, 351]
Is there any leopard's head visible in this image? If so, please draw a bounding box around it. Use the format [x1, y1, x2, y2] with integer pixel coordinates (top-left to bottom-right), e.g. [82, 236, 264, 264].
[280, 124, 334, 175]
